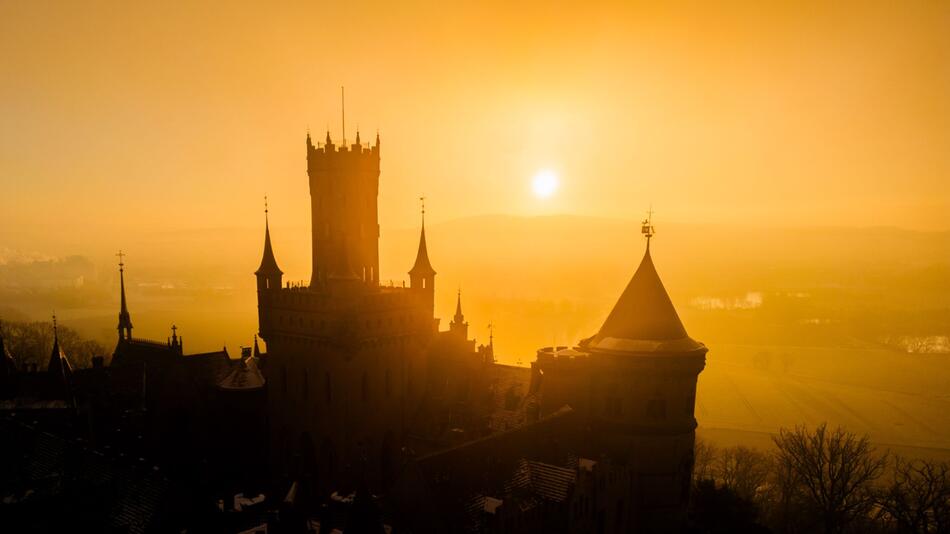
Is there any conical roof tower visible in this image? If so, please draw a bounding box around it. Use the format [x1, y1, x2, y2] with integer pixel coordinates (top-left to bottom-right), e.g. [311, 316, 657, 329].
[586, 224, 703, 355]
[256, 199, 283, 277]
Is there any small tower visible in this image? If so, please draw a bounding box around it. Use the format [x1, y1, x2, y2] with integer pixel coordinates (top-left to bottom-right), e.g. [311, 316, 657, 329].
[116, 251, 133, 342]
[449, 288, 468, 340]
[47, 315, 73, 401]
[255, 196, 283, 292]
[408, 198, 436, 317]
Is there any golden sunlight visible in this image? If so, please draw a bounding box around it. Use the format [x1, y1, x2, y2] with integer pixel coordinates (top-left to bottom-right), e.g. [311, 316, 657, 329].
[531, 169, 559, 198]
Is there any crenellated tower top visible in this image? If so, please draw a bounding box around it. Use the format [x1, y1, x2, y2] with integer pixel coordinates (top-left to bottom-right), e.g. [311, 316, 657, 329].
[307, 127, 381, 289]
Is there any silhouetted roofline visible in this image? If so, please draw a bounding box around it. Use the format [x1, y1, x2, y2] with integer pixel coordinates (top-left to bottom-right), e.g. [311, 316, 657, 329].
[409, 223, 436, 276]
[587, 245, 703, 355]
[255, 216, 283, 276]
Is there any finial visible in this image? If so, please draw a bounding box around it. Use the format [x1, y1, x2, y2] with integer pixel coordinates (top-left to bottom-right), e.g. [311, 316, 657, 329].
[488, 322, 494, 346]
[419, 196, 426, 225]
[641, 205, 655, 248]
[171, 324, 177, 336]
[116, 249, 126, 270]
[52, 312, 58, 338]
[264, 194, 269, 216]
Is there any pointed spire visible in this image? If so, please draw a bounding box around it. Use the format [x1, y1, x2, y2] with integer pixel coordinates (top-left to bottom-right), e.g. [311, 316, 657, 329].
[325, 129, 332, 146]
[306, 128, 313, 149]
[47, 313, 72, 378]
[375, 129, 380, 148]
[355, 129, 361, 146]
[116, 251, 133, 341]
[170, 324, 179, 351]
[253, 334, 261, 358]
[453, 287, 465, 325]
[256, 196, 283, 276]
[409, 197, 436, 277]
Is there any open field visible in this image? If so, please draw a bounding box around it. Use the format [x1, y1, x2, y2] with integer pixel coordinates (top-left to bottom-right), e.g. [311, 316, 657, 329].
[698, 343, 950, 454]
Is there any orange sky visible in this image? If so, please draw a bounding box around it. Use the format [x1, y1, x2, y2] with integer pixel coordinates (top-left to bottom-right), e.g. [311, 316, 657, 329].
[2, 0, 948, 258]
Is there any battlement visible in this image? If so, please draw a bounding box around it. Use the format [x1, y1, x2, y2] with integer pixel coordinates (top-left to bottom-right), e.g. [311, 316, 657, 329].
[307, 133, 379, 165]
[310, 141, 378, 155]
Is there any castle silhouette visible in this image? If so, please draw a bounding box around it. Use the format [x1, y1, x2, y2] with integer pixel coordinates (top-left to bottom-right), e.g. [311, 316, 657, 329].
[0, 127, 706, 533]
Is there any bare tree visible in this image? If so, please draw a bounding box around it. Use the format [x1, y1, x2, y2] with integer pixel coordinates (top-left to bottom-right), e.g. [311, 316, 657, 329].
[772, 423, 887, 534]
[716, 445, 771, 502]
[693, 437, 718, 483]
[877, 456, 950, 534]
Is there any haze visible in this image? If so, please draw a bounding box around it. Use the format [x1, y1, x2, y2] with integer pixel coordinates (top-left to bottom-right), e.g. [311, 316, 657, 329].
[2, 1, 949, 458]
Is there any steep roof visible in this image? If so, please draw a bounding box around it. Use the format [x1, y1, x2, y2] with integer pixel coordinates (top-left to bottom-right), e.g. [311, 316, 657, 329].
[217, 355, 265, 391]
[117, 264, 133, 333]
[46, 335, 72, 378]
[255, 216, 282, 276]
[587, 245, 703, 354]
[409, 224, 436, 277]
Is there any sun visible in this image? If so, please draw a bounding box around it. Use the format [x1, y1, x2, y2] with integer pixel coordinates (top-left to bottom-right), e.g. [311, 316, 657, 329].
[531, 169, 559, 198]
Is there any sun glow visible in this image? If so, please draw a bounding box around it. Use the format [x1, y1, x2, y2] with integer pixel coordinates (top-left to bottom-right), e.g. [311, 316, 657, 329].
[531, 169, 559, 198]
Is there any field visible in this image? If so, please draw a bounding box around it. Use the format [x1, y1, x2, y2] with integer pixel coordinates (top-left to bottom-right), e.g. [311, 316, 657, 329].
[697, 343, 950, 458]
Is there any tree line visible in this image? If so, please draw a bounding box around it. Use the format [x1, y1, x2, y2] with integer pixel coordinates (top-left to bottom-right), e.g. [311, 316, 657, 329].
[1, 320, 108, 370]
[689, 423, 950, 534]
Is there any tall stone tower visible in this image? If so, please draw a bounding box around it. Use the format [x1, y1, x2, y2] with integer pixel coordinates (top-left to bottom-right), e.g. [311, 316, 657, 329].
[307, 130, 380, 287]
[257, 130, 442, 493]
[530, 227, 707, 532]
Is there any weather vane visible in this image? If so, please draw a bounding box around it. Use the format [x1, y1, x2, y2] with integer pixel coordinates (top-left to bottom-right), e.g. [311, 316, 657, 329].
[641, 205, 655, 245]
[116, 250, 126, 269]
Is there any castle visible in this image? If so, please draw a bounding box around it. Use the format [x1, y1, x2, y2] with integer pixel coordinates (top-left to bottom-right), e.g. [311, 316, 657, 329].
[255, 129, 707, 531]
[257, 130, 506, 495]
[0, 125, 706, 532]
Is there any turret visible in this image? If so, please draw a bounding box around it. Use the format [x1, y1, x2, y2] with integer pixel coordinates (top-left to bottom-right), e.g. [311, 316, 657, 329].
[116, 251, 133, 342]
[255, 198, 283, 292]
[47, 315, 73, 402]
[449, 288, 468, 340]
[408, 206, 436, 317]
